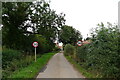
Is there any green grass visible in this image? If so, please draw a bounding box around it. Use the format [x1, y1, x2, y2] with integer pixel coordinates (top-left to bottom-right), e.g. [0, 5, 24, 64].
[65, 56, 96, 78]
[8, 52, 56, 79]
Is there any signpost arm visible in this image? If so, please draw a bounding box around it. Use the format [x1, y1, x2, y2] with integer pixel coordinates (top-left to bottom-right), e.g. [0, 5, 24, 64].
[35, 47, 36, 62]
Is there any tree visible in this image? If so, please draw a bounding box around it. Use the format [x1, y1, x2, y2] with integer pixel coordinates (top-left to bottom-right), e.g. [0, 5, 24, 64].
[2, 1, 66, 53]
[86, 22, 120, 78]
[59, 25, 82, 45]
[29, 0, 65, 43]
[2, 2, 31, 49]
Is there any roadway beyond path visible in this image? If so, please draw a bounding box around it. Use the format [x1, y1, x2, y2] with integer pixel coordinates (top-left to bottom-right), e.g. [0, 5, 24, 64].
[36, 53, 85, 78]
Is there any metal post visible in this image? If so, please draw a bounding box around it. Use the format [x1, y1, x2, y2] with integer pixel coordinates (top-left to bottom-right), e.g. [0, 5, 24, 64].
[35, 47, 36, 62]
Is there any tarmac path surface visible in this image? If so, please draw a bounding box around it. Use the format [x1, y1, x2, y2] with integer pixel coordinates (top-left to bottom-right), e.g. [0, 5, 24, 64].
[36, 53, 85, 78]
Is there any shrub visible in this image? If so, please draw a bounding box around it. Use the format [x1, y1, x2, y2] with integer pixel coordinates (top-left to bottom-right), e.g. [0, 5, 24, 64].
[76, 44, 89, 63]
[75, 23, 120, 78]
[64, 44, 75, 56]
[2, 48, 35, 78]
[2, 48, 22, 69]
[88, 23, 120, 78]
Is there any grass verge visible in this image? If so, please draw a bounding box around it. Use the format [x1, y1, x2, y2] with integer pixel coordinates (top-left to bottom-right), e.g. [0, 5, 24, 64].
[7, 52, 56, 79]
[65, 56, 96, 78]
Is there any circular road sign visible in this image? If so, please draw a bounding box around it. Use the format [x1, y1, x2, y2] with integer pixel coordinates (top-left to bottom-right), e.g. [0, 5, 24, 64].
[32, 42, 38, 48]
[77, 41, 82, 46]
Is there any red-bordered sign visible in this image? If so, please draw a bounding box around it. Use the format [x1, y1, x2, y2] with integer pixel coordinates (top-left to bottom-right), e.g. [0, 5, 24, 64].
[32, 42, 38, 48]
[77, 40, 82, 46]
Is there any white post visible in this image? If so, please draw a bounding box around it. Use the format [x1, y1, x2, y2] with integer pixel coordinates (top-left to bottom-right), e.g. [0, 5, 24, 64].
[35, 47, 36, 62]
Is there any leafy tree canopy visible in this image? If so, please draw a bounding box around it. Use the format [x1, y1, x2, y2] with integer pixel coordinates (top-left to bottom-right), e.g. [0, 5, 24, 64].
[59, 25, 82, 45]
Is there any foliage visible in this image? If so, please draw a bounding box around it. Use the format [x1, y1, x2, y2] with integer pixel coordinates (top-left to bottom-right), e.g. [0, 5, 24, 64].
[2, 47, 55, 78]
[2, 1, 65, 78]
[7, 52, 55, 78]
[2, 1, 65, 53]
[2, 34, 54, 77]
[25, 34, 53, 54]
[65, 56, 95, 78]
[29, 1, 65, 42]
[2, 2, 30, 50]
[59, 25, 82, 45]
[2, 48, 35, 78]
[2, 48, 22, 69]
[74, 23, 120, 78]
[64, 44, 75, 56]
[76, 44, 88, 63]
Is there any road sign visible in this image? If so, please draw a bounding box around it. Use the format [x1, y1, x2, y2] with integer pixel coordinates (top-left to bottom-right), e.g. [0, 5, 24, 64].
[32, 42, 38, 62]
[32, 42, 38, 48]
[77, 41, 82, 46]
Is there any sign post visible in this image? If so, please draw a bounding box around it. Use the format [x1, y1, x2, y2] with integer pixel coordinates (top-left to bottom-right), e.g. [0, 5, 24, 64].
[32, 42, 38, 62]
[35, 47, 36, 62]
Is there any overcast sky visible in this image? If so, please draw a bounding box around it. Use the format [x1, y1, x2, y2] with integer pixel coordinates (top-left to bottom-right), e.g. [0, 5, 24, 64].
[50, 0, 119, 39]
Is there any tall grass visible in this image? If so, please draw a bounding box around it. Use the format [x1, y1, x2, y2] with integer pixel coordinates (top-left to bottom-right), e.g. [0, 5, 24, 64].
[8, 52, 55, 79]
[2, 47, 56, 79]
[2, 48, 35, 78]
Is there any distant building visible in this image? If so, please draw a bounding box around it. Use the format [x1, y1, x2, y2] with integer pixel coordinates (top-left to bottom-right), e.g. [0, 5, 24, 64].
[55, 42, 63, 50]
[82, 40, 91, 45]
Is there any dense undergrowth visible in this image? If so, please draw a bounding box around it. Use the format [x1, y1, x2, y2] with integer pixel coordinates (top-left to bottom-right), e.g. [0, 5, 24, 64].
[8, 52, 55, 79]
[2, 48, 35, 78]
[2, 47, 56, 79]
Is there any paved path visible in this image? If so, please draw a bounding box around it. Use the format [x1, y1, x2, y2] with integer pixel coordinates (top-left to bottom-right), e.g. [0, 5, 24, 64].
[36, 53, 85, 78]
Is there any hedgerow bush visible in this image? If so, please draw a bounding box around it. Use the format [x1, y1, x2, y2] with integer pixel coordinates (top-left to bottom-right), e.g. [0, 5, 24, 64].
[64, 44, 75, 56]
[2, 34, 56, 78]
[23, 34, 53, 54]
[75, 23, 120, 78]
[76, 44, 89, 63]
[2, 48, 35, 78]
[2, 48, 22, 69]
